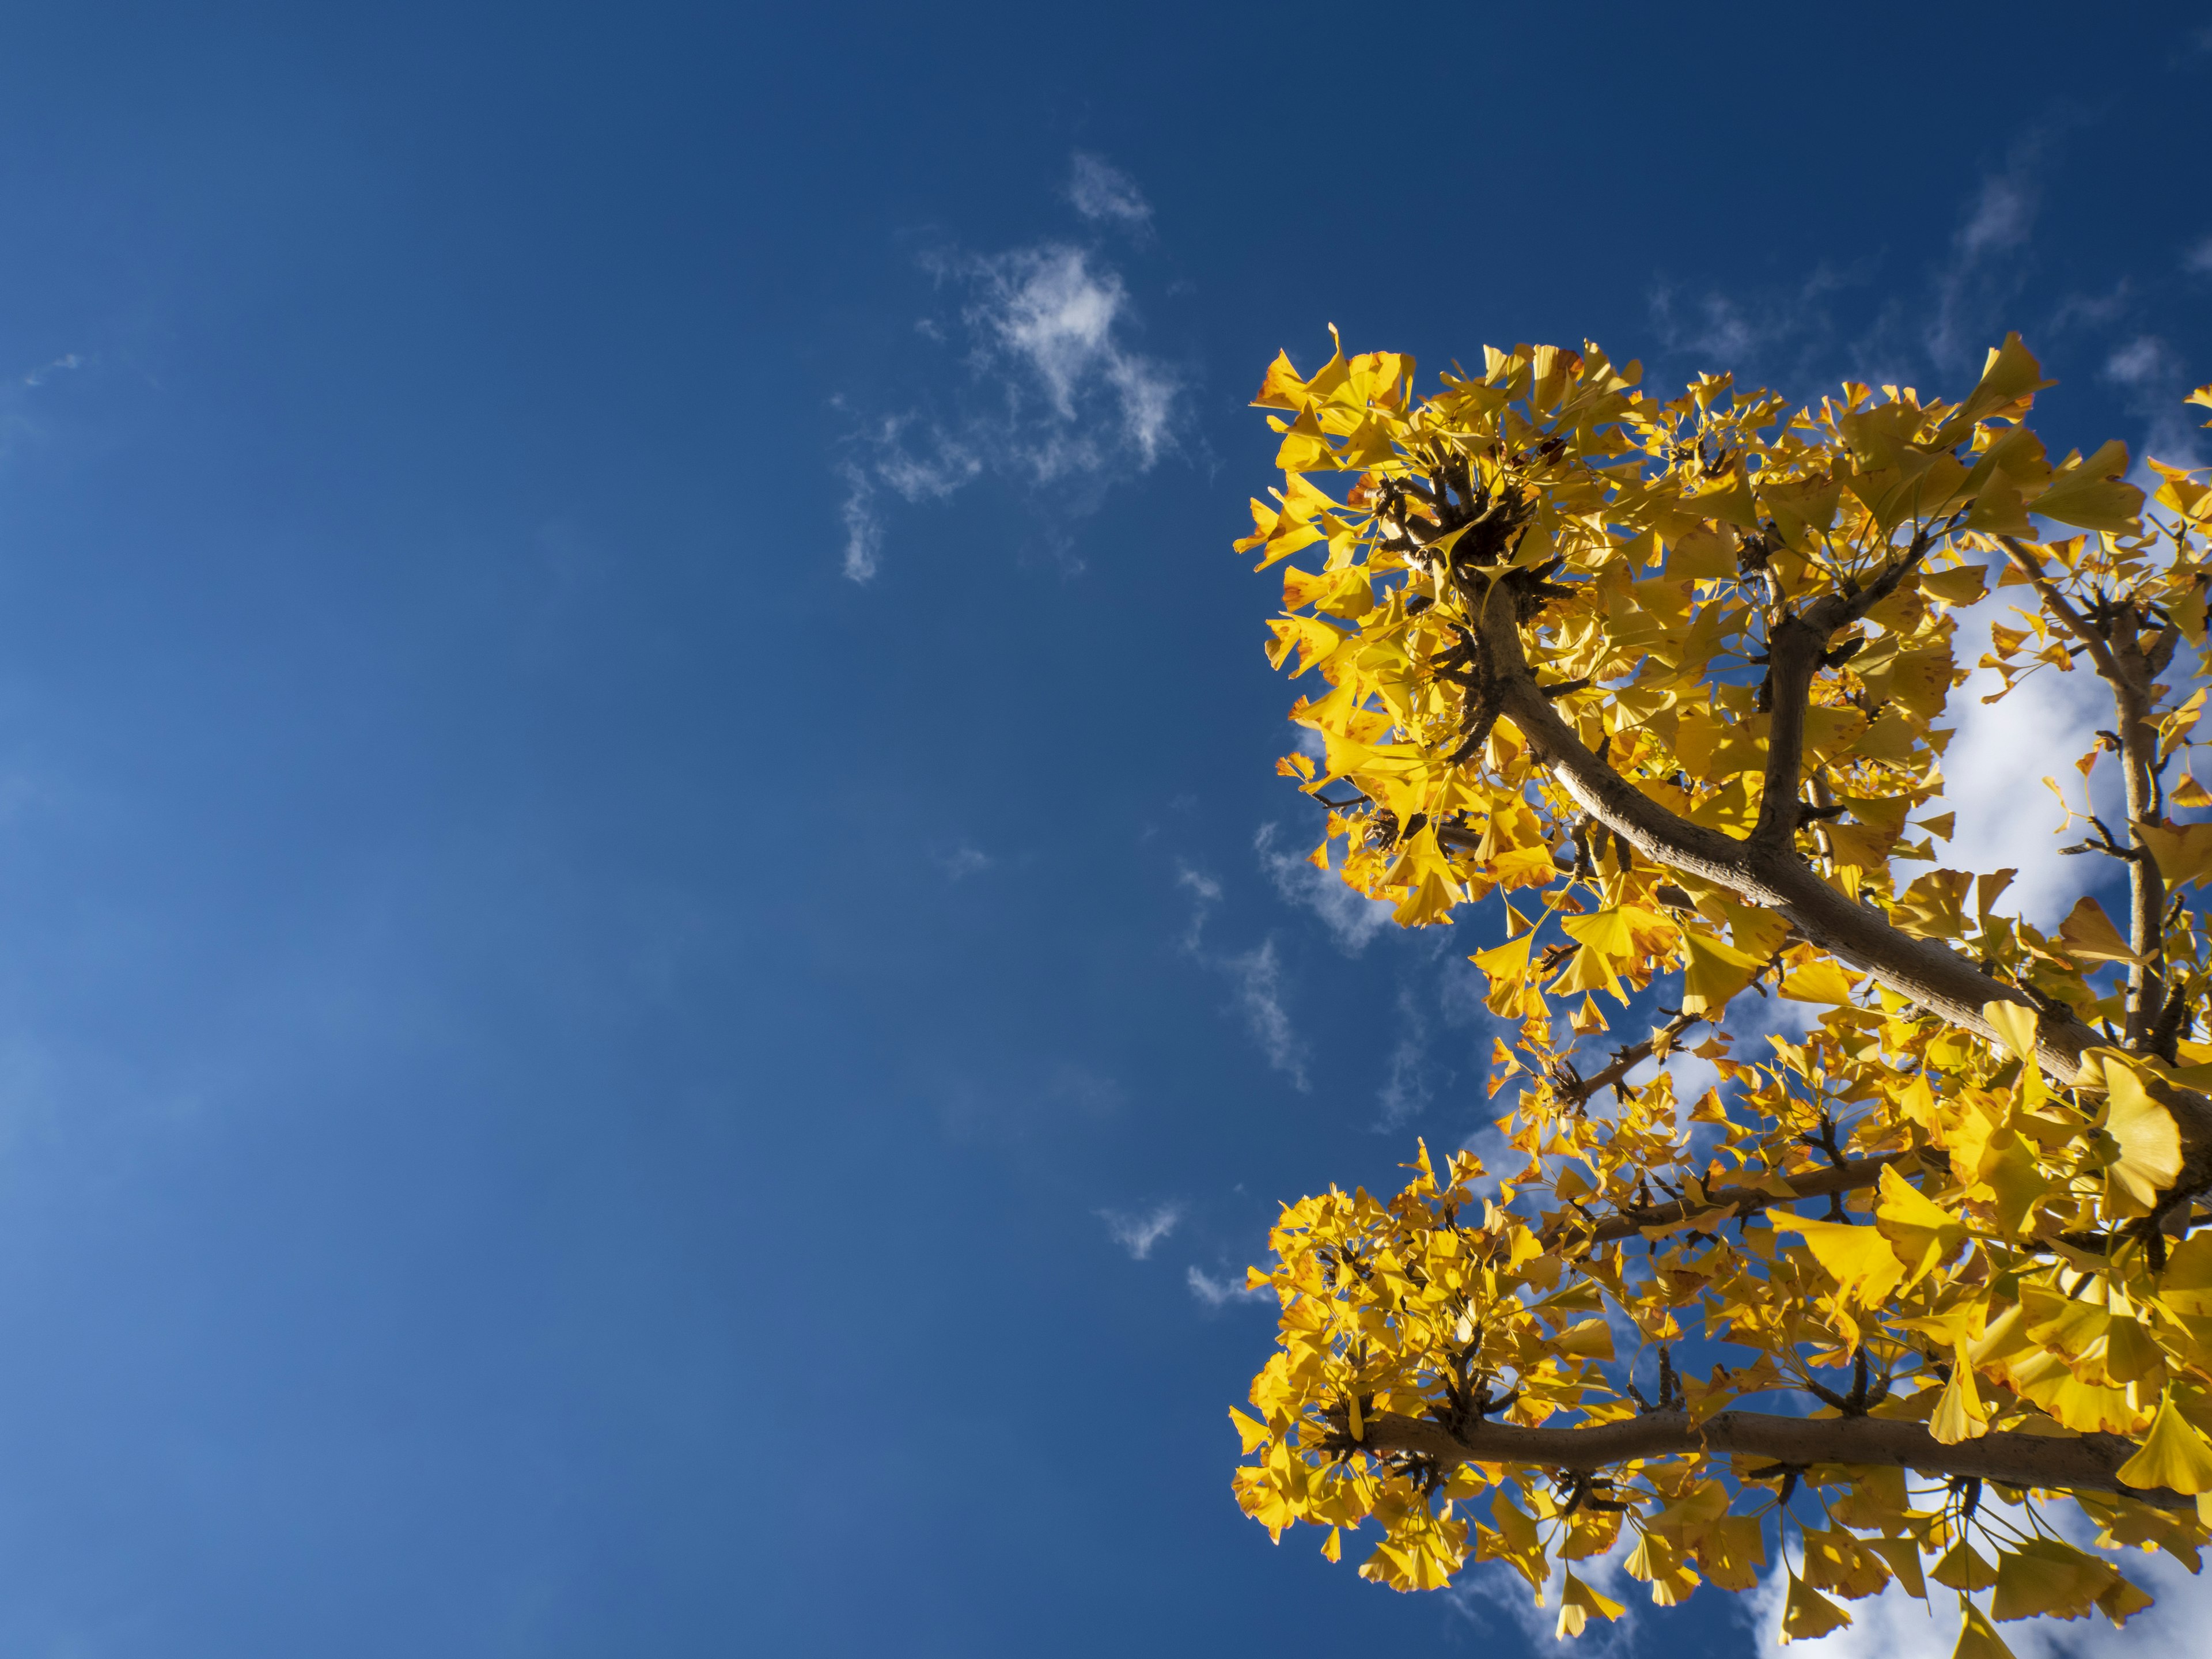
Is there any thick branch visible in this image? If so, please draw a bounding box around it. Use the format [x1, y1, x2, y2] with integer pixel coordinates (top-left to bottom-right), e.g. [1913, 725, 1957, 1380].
[1468, 581, 2212, 1198]
[1751, 533, 1940, 849]
[1540, 1152, 1911, 1248]
[1350, 1406, 2192, 1510]
[1998, 538, 2172, 1051]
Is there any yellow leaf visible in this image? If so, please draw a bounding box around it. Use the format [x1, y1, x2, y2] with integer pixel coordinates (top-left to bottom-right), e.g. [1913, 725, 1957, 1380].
[1471, 933, 1535, 987]
[1874, 1165, 1968, 1284]
[1251, 349, 1308, 410]
[2033, 438, 2142, 533]
[1770, 1216, 1906, 1312]
[1553, 1317, 1616, 1361]
[1918, 563, 1989, 606]
[1230, 1408, 1270, 1455]
[2056, 895, 2143, 964]
[1930, 1540, 1998, 1591]
[2096, 1573, 2154, 1626]
[2102, 1059, 2184, 1213]
[1981, 998, 2038, 1062]
[2138, 820, 2212, 889]
[1680, 925, 1764, 1016]
[1930, 1346, 1991, 1444]
[1778, 957, 1860, 1005]
[1778, 1574, 1852, 1643]
[1558, 907, 1634, 957]
[1989, 1537, 2116, 1622]
[1555, 1569, 1626, 1638]
[1952, 1601, 2018, 1659]
[2115, 1392, 2212, 1494]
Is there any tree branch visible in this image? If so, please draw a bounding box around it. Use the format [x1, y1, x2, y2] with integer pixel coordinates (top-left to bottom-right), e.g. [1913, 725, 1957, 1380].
[1465, 575, 2212, 1199]
[1346, 1406, 2193, 1510]
[1539, 1152, 1912, 1248]
[1749, 527, 1945, 850]
[1999, 537, 2171, 1050]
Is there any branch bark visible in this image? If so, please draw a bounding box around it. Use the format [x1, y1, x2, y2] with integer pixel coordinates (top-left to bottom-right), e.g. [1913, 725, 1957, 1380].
[1465, 570, 2212, 1200]
[1998, 537, 2176, 1052]
[1539, 1152, 1912, 1248]
[1349, 1406, 2192, 1510]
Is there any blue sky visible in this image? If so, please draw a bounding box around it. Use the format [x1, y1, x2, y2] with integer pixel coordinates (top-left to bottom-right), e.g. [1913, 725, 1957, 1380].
[0, 5, 2207, 1655]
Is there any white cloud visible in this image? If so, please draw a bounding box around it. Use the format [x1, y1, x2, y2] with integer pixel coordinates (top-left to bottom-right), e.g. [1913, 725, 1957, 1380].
[1958, 172, 2037, 260]
[1254, 821, 1394, 955]
[2104, 334, 2172, 385]
[936, 844, 991, 880]
[1175, 861, 1221, 952]
[1926, 156, 2041, 370]
[1066, 152, 1152, 232]
[1445, 1524, 1642, 1653]
[835, 226, 1182, 581]
[1186, 1264, 1270, 1306]
[1099, 1202, 1182, 1260]
[1929, 582, 2117, 929]
[2186, 236, 2212, 276]
[1225, 938, 1309, 1090]
[838, 464, 881, 583]
[1376, 985, 1433, 1128]
[1741, 1497, 2212, 1658]
[963, 245, 1179, 471]
[18, 353, 79, 388]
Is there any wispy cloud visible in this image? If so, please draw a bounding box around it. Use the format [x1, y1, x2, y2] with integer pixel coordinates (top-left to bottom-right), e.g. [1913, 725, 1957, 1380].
[935, 843, 992, 880]
[1099, 1202, 1182, 1260]
[1923, 149, 2041, 372]
[2186, 234, 2212, 275]
[835, 164, 1184, 582]
[19, 353, 80, 389]
[1253, 821, 1394, 955]
[1225, 938, 1308, 1091]
[1375, 985, 1432, 1128]
[2105, 333, 2173, 386]
[1186, 1264, 1270, 1307]
[1065, 152, 1152, 233]
[1175, 862, 1221, 952]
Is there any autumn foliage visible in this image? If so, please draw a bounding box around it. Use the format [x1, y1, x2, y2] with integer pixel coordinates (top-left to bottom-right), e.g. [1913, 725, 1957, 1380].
[1227, 329, 2212, 1647]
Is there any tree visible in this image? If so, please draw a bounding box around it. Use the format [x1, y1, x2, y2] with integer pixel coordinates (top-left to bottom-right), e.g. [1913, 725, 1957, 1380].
[1226, 330, 2212, 1646]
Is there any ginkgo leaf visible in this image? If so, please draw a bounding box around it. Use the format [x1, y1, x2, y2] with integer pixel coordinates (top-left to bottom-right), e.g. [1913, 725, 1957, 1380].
[1778, 1574, 1852, 1643]
[2101, 1060, 2184, 1214]
[1989, 1537, 2117, 1622]
[1981, 999, 2038, 1062]
[1874, 1165, 1968, 1283]
[1555, 1569, 1626, 1638]
[2138, 820, 2212, 889]
[1778, 959, 1860, 1005]
[1680, 926, 1763, 1015]
[2115, 1393, 2212, 1494]
[1770, 1216, 1906, 1313]
[1930, 1541, 1999, 1592]
[1953, 1602, 2020, 1659]
[2055, 895, 2143, 964]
